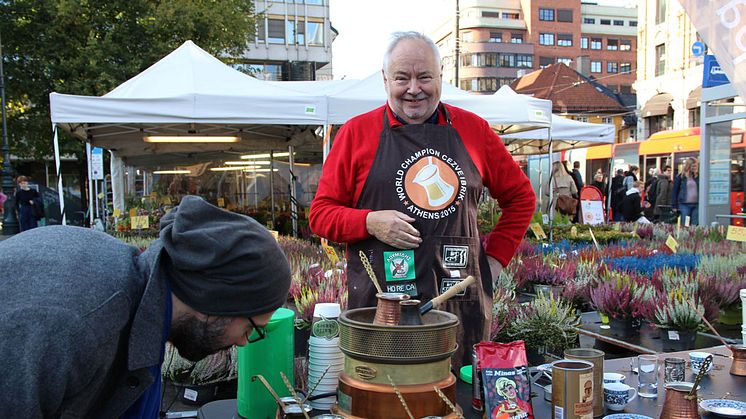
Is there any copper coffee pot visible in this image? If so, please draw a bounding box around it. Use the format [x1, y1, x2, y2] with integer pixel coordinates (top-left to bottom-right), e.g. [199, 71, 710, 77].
[660, 355, 712, 419]
[731, 345, 746, 376]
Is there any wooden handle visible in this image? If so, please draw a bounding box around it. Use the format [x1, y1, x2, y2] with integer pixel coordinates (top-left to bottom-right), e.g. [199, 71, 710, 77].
[430, 275, 476, 308]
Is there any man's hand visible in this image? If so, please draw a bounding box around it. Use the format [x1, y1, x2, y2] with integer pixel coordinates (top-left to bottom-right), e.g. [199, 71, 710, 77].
[366, 210, 421, 249]
[487, 256, 503, 283]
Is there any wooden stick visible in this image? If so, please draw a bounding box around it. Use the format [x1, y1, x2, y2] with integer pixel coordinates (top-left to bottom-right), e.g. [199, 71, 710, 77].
[280, 371, 310, 419]
[251, 375, 286, 410]
[359, 250, 383, 294]
[685, 299, 733, 351]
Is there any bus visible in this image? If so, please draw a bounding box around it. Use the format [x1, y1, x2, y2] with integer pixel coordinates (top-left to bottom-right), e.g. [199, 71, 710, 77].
[582, 127, 745, 225]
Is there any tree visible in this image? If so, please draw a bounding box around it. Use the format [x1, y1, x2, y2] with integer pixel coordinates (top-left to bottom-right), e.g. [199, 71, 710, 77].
[0, 0, 259, 160]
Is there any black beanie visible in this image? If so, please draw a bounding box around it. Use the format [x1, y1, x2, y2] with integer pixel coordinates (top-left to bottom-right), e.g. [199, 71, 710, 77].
[159, 195, 291, 318]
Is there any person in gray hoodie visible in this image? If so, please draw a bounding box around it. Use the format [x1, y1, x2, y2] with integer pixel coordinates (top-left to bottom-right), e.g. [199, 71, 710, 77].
[653, 165, 673, 222]
[0, 195, 291, 418]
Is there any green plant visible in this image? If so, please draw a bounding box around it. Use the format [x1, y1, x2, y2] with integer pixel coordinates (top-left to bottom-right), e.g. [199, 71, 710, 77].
[500, 294, 580, 353]
[653, 287, 705, 331]
[162, 344, 237, 385]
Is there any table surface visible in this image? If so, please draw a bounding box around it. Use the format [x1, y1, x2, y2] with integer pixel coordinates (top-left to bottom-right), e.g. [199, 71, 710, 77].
[574, 312, 742, 356]
[195, 346, 745, 419]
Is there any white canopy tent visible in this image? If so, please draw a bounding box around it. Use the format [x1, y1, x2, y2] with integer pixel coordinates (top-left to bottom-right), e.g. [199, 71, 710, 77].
[502, 114, 615, 155]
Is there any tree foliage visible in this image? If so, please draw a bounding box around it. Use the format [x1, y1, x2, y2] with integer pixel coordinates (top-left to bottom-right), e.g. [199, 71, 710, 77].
[0, 0, 258, 160]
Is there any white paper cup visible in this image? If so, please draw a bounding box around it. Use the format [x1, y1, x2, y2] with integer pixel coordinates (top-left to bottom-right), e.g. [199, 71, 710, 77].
[310, 396, 336, 410]
[309, 351, 345, 360]
[309, 346, 343, 355]
[309, 336, 340, 346]
[313, 303, 341, 319]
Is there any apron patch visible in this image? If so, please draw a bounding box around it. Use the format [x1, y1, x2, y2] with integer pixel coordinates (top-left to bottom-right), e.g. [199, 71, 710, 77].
[440, 278, 468, 296]
[442, 245, 469, 268]
[384, 250, 416, 281]
[386, 281, 418, 296]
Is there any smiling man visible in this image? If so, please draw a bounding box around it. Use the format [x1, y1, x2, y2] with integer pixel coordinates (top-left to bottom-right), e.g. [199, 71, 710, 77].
[310, 31, 535, 369]
[0, 195, 291, 418]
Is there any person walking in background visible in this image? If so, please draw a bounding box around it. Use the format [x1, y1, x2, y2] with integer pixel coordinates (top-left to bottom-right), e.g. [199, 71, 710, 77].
[14, 175, 40, 232]
[643, 168, 660, 220]
[610, 169, 625, 221]
[653, 165, 673, 222]
[571, 161, 584, 189]
[544, 161, 578, 219]
[623, 165, 639, 191]
[591, 169, 606, 194]
[672, 157, 700, 225]
[622, 180, 650, 223]
[0, 190, 7, 217]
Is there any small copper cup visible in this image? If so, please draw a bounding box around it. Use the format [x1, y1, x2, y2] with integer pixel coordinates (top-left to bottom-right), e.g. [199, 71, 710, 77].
[730, 345, 746, 377]
[660, 383, 700, 419]
[398, 299, 423, 325]
[373, 292, 409, 325]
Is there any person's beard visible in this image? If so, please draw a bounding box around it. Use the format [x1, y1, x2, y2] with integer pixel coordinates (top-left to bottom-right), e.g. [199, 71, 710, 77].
[169, 314, 233, 362]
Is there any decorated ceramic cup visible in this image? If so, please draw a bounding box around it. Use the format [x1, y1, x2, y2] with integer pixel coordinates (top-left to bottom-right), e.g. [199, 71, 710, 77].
[603, 382, 638, 411]
[603, 372, 626, 384]
[689, 352, 713, 374]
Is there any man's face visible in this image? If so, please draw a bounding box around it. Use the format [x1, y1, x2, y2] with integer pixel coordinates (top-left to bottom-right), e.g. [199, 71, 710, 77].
[383, 38, 442, 124]
[169, 310, 274, 362]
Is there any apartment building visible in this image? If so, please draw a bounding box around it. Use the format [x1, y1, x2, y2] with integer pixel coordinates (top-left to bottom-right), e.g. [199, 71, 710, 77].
[634, 0, 704, 140]
[431, 0, 637, 95]
[232, 0, 334, 81]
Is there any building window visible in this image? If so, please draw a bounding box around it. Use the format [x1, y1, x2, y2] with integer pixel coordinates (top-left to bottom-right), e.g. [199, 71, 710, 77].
[498, 53, 515, 67]
[591, 38, 602, 50]
[287, 20, 305, 45]
[462, 53, 498, 67]
[502, 12, 520, 19]
[236, 63, 283, 80]
[539, 8, 555, 21]
[558, 33, 573, 47]
[591, 61, 601, 73]
[602, 117, 613, 124]
[607, 62, 618, 73]
[539, 56, 554, 68]
[268, 18, 286, 44]
[577, 116, 589, 122]
[539, 33, 555, 45]
[600, 19, 611, 25]
[620, 62, 632, 73]
[498, 78, 515, 87]
[613, 20, 624, 26]
[256, 19, 266, 42]
[516, 54, 533, 68]
[620, 85, 632, 94]
[462, 32, 472, 43]
[482, 11, 500, 18]
[461, 78, 498, 92]
[656, 0, 667, 24]
[655, 44, 666, 76]
[620, 39, 632, 51]
[607, 39, 619, 50]
[511, 33, 524, 43]
[489, 31, 502, 42]
[583, 17, 595, 24]
[629, 20, 638, 27]
[557, 9, 573, 22]
[306, 20, 324, 45]
[557, 57, 572, 65]
[581, 37, 589, 49]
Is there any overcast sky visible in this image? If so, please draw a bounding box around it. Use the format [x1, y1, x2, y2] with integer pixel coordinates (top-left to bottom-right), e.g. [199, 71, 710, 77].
[329, 0, 638, 80]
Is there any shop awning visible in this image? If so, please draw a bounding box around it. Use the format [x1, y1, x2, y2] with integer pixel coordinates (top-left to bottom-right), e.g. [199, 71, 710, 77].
[642, 93, 674, 117]
[686, 86, 702, 110]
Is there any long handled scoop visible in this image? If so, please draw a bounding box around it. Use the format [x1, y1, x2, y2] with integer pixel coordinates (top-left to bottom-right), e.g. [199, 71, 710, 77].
[685, 299, 734, 351]
[420, 275, 476, 315]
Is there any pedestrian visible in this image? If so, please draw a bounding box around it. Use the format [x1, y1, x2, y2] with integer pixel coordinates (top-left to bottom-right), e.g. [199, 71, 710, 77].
[672, 157, 700, 225]
[610, 169, 626, 221]
[544, 161, 578, 219]
[622, 180, 650, 223]
[623, 165, 639, 191]
[309, 31, 535, 369]
[0, 195, 291, 418]
[653, 165, 673, 222]
[14, 175, 41, 231]
[572, 161, 584, 189]
[643, 168, 660, 220]
[0, 189, 7, 217]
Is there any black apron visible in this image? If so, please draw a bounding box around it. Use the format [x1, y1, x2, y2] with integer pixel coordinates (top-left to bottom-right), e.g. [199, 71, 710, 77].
[347, 106, 493, 369]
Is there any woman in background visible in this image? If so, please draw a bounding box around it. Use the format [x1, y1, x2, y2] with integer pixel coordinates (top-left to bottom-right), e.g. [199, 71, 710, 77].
[672, 157, 699, 225]
[14, 175, 40, 231]
[544, 161, 578, 219]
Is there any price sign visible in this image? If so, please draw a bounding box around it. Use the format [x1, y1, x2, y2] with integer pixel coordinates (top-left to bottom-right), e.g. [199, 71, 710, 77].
[666, 235, 679, 253]
[726, 225, 746, 242]
[685, 216, 691, 227]
[217, 198, 225, 207]
[570, 226, 578, 238]
[529, 222, 547, 240]
[129, 208, 137, 217]
[113, 208, 121, 217]
[130, 215, 149, 230]
[580, 200, 604, 225]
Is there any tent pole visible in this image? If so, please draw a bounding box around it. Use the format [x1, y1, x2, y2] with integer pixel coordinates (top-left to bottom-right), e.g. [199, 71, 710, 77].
[606, 158, 614, 222]
[322, 125, 331, 162]
[86, 142, 94, 227]
[548, 129, 553, 242]
[110, 151, 125, 215]
[270, 150, 275, 229]
[53, 126, 66, 225]
[289, 144, 298, 238]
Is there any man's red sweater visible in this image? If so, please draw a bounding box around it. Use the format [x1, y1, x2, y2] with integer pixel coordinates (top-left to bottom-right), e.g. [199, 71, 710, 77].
[309, 103, 536, 267]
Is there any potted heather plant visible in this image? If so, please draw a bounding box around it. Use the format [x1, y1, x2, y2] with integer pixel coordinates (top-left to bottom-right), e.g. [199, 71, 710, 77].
[162, 344, 238, 405]
[590, 270, 653, 338]
[515, 254, 575, 298]
[652, 287, 705, 351]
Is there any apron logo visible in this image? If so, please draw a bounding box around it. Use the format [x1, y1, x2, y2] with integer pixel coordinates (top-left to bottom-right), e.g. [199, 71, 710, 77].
[440, 278, 468, 296]
[383, 250, 416, 281]
[394, 148, 467, 219]
[386, 281, 418, 296]
[443, 245, 469, 268]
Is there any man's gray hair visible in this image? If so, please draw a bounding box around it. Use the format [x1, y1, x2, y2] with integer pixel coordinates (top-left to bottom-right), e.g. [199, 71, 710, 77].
[382, 31, 441, 73]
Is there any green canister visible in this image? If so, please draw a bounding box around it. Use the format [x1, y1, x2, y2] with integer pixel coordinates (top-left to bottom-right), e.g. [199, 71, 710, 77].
[237, 308, 295, 419]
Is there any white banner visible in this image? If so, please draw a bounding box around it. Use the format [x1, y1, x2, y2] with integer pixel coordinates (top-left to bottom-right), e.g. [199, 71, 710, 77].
[679, 0, 746, 101]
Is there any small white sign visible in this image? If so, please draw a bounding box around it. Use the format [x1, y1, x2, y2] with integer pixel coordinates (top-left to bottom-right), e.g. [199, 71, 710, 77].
[581, 200, 605, 225]
[91, 147, 104, 180]
[668, 330, 680, 341]
[183, 388, 198, 402]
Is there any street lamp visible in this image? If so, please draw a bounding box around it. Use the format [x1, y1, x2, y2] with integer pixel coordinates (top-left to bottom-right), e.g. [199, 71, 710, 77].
[1, 32, 20, 235]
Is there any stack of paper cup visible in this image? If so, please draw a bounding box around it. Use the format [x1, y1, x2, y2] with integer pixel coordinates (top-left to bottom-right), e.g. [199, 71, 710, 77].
[308, 303, 343, 410]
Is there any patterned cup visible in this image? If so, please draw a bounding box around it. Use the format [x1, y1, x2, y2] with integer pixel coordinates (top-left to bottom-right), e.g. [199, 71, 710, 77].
[689, 352, 713, 374]
[603, 382, 638, 411]
[603, 373, 626, 384]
